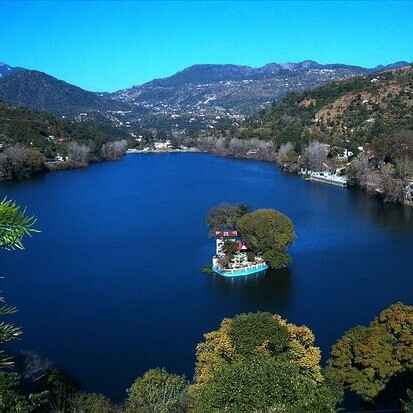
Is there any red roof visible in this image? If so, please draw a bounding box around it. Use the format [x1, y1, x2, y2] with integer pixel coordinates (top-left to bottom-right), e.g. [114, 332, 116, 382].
[215, 230, 238, 238]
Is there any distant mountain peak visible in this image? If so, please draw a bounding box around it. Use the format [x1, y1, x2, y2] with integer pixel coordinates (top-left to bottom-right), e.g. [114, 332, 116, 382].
[0, 62, 14, 78]
[372, 61, 411, 72]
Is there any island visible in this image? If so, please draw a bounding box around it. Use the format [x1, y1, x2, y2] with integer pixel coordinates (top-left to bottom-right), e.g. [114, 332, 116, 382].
[207, 204, 295, 277]
[212, 230, 268, 276]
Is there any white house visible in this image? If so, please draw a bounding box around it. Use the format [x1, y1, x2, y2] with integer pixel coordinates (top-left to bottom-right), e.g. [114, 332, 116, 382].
[154, 140, 171, 150]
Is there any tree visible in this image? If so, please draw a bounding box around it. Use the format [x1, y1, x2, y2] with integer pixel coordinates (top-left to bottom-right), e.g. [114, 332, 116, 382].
[0, 145, 45, 181]
[302, 141, 329, 171]
[237, 209, 295, 269]
[67, 142, 90, 165]
[0, 372, 40, 413]
[125, 368, 188, 413]
[40, 368, 80, 412]
[0, 198, 37, 367]
[191, 357, 339, 413]
[101, 140, 128, 160]
[277, 142, 298, 164]
[193, 312, 323, 389]
[327, 302, 413, 402]
[71, 392, 116, 413]
[206, 203, 249, 235]
[402, 389, 413, 413]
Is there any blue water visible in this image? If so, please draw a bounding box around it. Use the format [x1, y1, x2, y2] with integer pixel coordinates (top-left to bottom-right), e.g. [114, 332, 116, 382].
[1, 153, 413, 401]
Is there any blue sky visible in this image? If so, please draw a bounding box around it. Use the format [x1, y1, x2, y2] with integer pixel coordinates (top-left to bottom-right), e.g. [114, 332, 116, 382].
[1, 1, 412, 92]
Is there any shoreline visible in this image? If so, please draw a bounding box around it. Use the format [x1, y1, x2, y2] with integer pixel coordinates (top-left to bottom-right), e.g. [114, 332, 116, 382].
[126, 148, 203, 154]
[2, 149, 411, 209]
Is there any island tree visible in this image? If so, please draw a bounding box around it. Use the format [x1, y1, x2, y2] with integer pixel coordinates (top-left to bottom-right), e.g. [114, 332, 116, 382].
[206, 203, 249, 235]
[237, 209, 295, 269]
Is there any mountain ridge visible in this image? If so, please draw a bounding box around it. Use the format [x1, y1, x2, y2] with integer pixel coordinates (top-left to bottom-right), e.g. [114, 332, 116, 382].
[0, 59, 410, 136]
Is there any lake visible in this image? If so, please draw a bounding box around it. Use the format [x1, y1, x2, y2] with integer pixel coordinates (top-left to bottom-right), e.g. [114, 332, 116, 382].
[1, 153, 413, 401]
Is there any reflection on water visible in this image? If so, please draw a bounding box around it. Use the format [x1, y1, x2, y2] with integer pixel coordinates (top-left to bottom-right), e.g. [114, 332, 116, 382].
[348, 188, 413, 232]
[206, 269, 293, 311]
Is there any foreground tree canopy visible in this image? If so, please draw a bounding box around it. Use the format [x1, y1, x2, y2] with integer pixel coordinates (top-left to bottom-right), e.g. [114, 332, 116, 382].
[327, 302, 413, 402]
[190, 312, 339, 412]
[192, 358, 338, 413]
[237, 209, 295, 269]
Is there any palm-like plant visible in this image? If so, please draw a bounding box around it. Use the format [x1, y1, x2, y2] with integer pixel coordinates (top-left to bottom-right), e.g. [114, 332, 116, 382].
[0, 197, 38, 368]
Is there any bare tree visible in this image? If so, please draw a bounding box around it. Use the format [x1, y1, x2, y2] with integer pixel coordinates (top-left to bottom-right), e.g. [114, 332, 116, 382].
[379, 163, 405, 203]
[0, 144, 45, 181]
[101, 140, 128, 160]
[67, 142, 90, 165]
[302, 141, 329, 171]
[348, 153, 371, 187]
[277, 142, 298, 164]
[395, 156, 413, 181]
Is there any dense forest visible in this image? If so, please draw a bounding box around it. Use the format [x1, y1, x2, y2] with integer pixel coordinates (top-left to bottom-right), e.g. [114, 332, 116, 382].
[0, 102, 130, 180]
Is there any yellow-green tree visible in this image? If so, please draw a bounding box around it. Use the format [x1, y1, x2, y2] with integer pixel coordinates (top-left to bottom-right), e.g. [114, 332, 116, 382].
[190, 312, 338, 412]
[327, 302, 413, 402]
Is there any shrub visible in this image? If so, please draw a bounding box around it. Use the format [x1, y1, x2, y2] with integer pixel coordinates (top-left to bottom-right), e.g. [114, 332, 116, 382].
[125, 368, 188, 413]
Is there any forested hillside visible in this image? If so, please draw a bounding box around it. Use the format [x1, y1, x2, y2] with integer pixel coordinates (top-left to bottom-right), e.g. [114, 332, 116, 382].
[0, 102, 129, 180]
[0, 70, 116, 114]
[240, 65, 413, 153]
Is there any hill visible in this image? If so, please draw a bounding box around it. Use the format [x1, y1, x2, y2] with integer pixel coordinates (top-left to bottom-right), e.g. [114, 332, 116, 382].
[112, 60, 372, 116]
[239, 65, 413, 152]
[0, 62, 14, 78]
[111, 60, 410, 135]
[0, 69, 116, 114]
[0, 101, 129, 158]
[0, 59, 410, 138]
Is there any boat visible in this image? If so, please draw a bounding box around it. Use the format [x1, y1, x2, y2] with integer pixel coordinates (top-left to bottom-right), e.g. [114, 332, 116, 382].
[212, 230, 268, 277]
[300, 169, 348, 187]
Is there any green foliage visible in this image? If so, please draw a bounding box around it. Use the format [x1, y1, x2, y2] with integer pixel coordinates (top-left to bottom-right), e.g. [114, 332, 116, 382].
[0, 198, 37, 368]
[0, 197, 38, 250]
[206, 203, 249, 234]
[402, 389, 413, 413]
[327, 302, 413, 402]
[0, 101, 130, 181]
[40, 368, 80, 412]
[71, 392, 117, 413]
[125, 368, 188, 413]
[237, 209, 295, 269]
[236, 67, 413, 163]
[222, 239, 238, 258]
[228, 312, 289, 358]
[194, 312, 324, 388]
[0, 372, 45, 413]
[191, 357, 339, 413]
